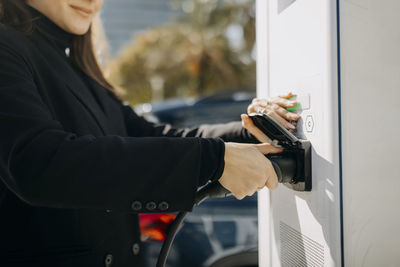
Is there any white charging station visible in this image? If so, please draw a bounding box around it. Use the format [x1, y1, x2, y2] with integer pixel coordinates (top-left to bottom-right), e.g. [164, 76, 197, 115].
[256, 0, 400, 266]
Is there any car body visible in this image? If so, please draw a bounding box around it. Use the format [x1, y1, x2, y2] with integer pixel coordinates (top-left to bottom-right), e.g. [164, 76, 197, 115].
[135, 89, 255, 128]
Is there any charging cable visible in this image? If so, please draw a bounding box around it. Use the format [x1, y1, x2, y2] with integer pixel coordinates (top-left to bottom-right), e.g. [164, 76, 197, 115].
[156, 181, 231, 267]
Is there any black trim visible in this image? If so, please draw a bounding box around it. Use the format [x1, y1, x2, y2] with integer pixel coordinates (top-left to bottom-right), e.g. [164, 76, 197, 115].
[336, 0, 345, 266]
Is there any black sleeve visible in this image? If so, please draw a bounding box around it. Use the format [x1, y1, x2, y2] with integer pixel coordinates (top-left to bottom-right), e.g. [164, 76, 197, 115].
[120, 103, 258, 185]
[121, 104, 258, 143]
[0, 42, 223, 213]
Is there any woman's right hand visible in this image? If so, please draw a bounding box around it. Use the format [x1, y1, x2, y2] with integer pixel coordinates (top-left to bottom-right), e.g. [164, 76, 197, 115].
[218, 142, 283, 200]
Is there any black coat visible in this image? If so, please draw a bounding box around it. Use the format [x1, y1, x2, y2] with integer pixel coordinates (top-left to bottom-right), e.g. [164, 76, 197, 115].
[0, 10, 255, 267]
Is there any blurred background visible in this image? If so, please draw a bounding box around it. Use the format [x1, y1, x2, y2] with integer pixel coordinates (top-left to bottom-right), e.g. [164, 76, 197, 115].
[101, 0, 256, 105]
[100, 1, 258, 266]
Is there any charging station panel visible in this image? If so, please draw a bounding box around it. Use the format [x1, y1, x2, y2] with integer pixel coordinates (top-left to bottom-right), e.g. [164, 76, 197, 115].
[257, 0, 400, 266]
[257, 0, 341, 266]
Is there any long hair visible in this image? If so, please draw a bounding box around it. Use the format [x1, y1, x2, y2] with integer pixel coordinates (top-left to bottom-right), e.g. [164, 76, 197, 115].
[0, 0, 118, 97]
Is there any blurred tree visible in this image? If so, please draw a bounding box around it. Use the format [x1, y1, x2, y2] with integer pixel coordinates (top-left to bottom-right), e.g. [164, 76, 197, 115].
[107, 0, 256, 106]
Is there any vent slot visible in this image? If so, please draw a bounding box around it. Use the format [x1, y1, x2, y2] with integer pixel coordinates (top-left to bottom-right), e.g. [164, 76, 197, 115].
[280, 222, 324, 267]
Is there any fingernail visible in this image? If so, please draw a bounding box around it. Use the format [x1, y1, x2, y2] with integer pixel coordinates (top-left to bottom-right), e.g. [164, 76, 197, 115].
[287, 123, 296, 129]
[292, 114, 301, 119]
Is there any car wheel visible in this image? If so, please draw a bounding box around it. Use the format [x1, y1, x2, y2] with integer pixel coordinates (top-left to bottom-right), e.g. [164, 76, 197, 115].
[208, 251, 258, 267]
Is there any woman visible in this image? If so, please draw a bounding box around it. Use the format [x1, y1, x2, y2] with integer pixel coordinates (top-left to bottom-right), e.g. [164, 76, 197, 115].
[0, 0, 300, 266]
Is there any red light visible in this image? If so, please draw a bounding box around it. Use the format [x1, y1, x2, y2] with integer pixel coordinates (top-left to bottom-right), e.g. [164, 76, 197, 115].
[139, 214, 177, 241]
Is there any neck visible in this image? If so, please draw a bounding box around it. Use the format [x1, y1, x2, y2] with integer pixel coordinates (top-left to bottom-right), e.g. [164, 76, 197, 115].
[27, 5, 74, 52]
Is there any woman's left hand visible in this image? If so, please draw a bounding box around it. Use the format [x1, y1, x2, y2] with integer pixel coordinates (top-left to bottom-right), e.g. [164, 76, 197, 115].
[242, 92, 301, 143]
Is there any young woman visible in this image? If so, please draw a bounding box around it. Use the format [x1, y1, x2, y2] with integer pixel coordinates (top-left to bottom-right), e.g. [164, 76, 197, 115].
[0, 0, 300, 266]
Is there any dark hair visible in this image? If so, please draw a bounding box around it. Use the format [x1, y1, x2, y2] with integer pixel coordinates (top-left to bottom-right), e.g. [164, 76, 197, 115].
[0, 0, 118, 97]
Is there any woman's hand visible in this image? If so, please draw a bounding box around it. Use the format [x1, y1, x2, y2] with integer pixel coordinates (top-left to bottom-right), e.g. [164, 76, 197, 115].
[247, 92, 301, 129]
[218, 142, 283, 200]
[244, 92, 301, 142]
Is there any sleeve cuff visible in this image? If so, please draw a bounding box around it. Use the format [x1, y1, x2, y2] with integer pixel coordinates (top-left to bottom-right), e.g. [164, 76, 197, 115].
[198, 138, 225, 186]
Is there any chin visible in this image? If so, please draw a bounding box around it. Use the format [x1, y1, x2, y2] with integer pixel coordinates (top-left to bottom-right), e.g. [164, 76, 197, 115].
[67, 24, 91, 35]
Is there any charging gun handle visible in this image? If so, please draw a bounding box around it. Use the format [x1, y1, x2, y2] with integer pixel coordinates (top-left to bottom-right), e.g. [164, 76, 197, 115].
[195, 180, 232, 205]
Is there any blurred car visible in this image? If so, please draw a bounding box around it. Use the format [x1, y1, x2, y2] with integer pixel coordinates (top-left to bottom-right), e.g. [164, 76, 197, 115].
[135, 89, 255, 128]
[136, 90, 260, 267]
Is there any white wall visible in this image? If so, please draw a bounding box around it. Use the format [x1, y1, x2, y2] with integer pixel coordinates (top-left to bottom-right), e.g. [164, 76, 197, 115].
[340, 1, 400, 266]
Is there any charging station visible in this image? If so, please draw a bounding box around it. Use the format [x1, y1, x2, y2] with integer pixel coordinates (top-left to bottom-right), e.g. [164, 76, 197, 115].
[256, 0, 400, 266]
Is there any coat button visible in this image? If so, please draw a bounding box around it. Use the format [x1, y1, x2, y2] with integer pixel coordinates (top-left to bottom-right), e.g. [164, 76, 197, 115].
[131, 201, 142, 211]
[104, 254, 113, 267]
[158, 201, 169, 211]
[146, 201, 157, 211]
[65, 47, 70, 57]
[132, 243, 140, 255]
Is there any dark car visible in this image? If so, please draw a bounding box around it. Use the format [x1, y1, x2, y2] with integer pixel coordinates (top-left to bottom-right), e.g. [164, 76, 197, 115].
[135, 89, 255, 128]
[136, 90, 259, 267]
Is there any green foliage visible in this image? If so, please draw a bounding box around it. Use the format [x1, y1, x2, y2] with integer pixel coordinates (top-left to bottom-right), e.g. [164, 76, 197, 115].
[107, 0, 256, 106]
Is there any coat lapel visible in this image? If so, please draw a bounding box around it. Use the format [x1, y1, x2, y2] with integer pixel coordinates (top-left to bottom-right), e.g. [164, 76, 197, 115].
[63, 77, 110, 135]
[32, 38, 111, 135]
[84, 79, 129, 136]
[49, 60, 111, 135]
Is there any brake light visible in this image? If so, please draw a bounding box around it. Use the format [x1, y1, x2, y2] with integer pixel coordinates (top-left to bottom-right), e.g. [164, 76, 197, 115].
[139, 214, 177, 241]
